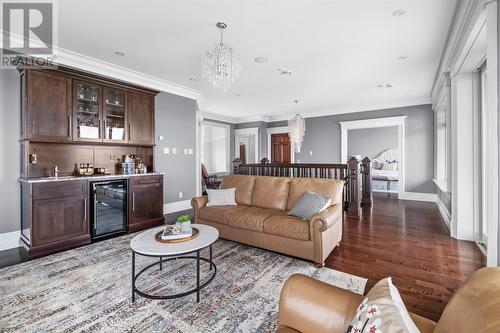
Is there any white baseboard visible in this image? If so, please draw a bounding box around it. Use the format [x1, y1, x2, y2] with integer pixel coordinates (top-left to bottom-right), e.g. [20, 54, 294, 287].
[436, 198, 452, 229]
[0, 230, 21, 251]
[399, 192, 438, 202]
[163, 200, 192, 215]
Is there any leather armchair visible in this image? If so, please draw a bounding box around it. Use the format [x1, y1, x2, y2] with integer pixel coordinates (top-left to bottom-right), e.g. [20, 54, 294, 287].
[278, 267, 500, 333]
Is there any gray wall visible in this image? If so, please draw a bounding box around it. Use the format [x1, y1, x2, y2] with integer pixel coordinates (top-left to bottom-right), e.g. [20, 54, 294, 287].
[154, 93, 198, 204]
[347, 126, 399, 159]
[0, 69, 21, 234]
[266, 104, 435, 193]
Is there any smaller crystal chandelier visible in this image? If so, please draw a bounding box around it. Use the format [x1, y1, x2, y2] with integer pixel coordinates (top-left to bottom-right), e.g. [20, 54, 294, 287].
[201, 22, 241, 93]
[288, 100, 305, 153]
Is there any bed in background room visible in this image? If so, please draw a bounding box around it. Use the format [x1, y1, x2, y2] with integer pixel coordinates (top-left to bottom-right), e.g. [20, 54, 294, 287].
[371, 149, 400, 192]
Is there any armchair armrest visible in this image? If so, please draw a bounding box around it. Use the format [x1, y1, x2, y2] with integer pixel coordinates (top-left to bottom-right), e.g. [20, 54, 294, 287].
[279, 274, 363, 333]
[191, 196, 208, 221]
[310, 204, 342, 232]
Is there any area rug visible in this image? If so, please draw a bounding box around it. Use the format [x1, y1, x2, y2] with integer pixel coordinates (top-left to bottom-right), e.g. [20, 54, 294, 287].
[0, 233, 367, 333]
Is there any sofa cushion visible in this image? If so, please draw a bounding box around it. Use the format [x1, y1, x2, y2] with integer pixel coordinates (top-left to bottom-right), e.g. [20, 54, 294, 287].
[221, 174, 256, 205]
[287, 178, 344, 210]
[251, 176, 291, 211]
[199, 205, 246, 225]
[227, 206, 280, 232]
[264, 214, 310, 241]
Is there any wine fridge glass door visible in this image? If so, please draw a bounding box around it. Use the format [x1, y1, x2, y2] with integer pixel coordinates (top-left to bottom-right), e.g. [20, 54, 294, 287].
[92, 180, 128, 239]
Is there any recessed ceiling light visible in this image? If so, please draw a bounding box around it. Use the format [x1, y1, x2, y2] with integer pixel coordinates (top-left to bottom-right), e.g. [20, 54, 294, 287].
[392, 9, 406, 17]
[398, 55, 408, 60]
[189, 78, 198, 81]
[114, 51, 125, 56]
[278, 68, 293, 75]
[234, 93, 241, 97]
[254, 57, 269, 63]
[386, 83, 393, 88]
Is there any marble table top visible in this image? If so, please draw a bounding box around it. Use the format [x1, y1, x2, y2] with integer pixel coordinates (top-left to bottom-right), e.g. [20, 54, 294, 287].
[130, 224, 219, 256]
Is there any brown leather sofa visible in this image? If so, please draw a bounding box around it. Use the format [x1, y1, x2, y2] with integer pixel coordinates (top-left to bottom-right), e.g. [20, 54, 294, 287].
[191, 174, 344, 266]
[277, 267, 500, 333]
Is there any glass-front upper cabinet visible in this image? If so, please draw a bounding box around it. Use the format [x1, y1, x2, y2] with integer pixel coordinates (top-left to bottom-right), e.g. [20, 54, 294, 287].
[103, 87, 126, 142]
[74, 81, 102, 141]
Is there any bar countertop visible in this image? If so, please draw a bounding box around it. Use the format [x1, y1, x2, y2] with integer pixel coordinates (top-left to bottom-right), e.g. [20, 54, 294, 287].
[19, 172, 164, 183]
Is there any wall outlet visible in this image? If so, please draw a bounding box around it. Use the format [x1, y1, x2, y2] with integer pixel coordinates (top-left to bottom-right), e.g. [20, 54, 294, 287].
[158, 135, 164, 141]
[309, 151, 313, 156]
[172, 148, 177, 155]
[183, 148, 188, 155]
[163, 147, 170, 154]
[178, 192, 183, 199]
[188, 148, 193, 155]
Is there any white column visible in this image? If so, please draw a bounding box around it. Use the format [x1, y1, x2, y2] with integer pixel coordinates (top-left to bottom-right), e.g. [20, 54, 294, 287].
[486, 0, 499, 267]
[450, 73, 476, 240]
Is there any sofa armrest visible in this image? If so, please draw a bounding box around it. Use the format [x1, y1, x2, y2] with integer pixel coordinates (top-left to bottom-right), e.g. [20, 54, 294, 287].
[310, 204, 342, 232]
[191, 196, 208, 221]
[279, 274, 363, 333]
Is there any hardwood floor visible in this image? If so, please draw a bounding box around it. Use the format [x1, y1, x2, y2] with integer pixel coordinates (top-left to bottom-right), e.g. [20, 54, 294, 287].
[326, 192, 486, 322]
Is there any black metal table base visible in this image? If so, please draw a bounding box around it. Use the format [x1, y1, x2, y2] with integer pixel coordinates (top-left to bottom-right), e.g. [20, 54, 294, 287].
[132, 244, 216, 303]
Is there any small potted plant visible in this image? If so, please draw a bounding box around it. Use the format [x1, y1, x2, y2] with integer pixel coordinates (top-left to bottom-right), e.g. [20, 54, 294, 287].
[176, 214, 192, 232]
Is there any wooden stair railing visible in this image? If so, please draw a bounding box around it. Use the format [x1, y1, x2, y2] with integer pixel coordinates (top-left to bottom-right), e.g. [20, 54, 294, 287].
[235, 160, 372, 216]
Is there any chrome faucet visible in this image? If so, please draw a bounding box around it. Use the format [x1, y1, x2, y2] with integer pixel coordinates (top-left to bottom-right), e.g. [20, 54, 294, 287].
[54, 165, 59, 178]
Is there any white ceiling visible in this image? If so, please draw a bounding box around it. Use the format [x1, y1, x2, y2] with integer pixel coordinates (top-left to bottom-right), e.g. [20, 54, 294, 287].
[58, 0, 458, 121]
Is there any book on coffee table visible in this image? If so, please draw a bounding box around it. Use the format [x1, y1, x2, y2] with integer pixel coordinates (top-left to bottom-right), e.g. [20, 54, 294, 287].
[161, 225, 193, 240]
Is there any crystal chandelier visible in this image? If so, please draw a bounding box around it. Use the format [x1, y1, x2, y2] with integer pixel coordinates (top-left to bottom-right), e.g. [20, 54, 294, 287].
[201, 22, 241, 93]
[288, 100, 305, 153]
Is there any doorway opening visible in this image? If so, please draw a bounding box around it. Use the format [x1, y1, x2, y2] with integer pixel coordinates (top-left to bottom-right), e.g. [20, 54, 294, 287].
[340, 116, 406, 198]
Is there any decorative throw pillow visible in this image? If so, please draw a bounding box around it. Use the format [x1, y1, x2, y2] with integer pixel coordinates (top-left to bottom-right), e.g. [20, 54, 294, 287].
[382, 160, 398, 171]
[346, 277, 419, 333]
[288, 191, 332, 220]
[206, 188, 237, 207]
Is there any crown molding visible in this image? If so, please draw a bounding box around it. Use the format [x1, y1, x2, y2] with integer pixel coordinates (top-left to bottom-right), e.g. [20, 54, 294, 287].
[203, 98, 431, 125]
[262, 97, 431, 122]
[54, 47, 202, 102]
[234, 115, 271, 123]
[431, 0, 484, 103]
[200, 111, 237, 124]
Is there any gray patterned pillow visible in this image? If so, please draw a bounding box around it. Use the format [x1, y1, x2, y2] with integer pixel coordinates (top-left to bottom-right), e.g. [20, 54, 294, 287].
[288, 191, 332, 220]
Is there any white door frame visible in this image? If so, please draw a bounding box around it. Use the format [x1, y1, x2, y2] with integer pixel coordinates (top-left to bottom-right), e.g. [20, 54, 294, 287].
[339, 116, 407, 197]
[266, 126, 295, 163]
[234, 127, 259, 163]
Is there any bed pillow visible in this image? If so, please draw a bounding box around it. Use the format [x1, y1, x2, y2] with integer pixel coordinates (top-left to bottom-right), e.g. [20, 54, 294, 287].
[372, 160, 383, 170]
[288, 191, 332, 220]
[346, 277, 419, 333]
[382, 160, 398, 171]
[206, 188, 237, 207]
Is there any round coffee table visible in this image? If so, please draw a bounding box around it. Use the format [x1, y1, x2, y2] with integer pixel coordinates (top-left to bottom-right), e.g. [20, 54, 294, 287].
[130, 224, 219, 303]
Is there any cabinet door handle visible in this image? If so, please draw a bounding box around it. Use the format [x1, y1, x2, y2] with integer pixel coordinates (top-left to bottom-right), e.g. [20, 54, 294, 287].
[84, 197, 87, 221]
[132, 193, 135, 212]
[128, 123, 131, 141]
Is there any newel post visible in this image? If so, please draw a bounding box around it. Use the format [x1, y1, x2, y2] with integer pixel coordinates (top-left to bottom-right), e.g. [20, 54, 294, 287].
[347, 157, 361, 216]
[361, 157, 372, 207]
